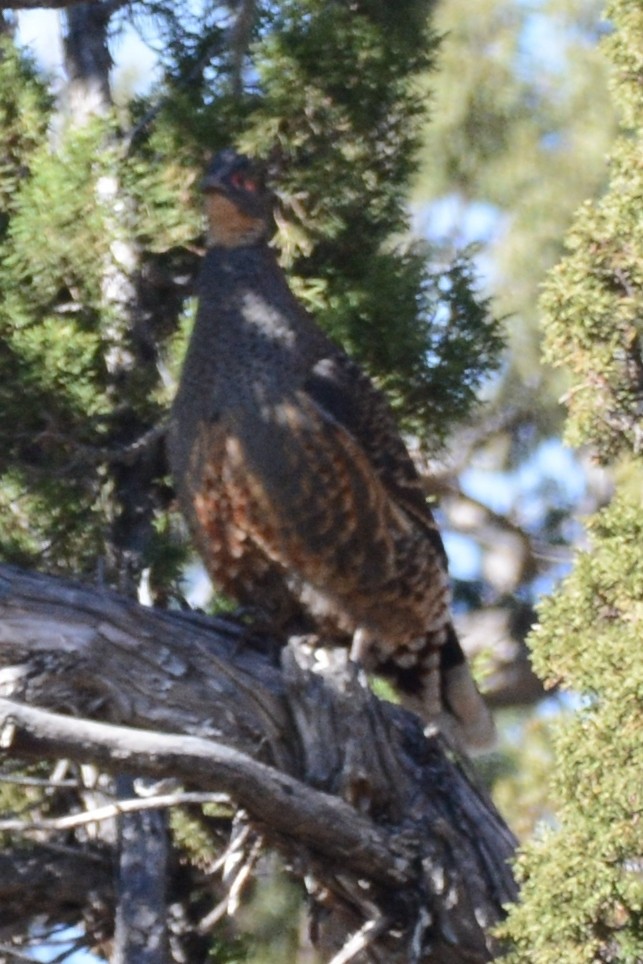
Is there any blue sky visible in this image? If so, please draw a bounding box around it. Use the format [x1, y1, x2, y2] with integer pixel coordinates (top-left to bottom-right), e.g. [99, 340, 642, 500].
[16, 8, 158, 90]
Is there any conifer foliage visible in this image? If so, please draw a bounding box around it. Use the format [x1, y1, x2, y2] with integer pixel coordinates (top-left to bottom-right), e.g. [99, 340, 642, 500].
[500, 2, 643, 960]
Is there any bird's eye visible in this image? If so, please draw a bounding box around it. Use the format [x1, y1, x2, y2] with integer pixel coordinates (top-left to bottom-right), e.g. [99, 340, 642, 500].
[230, 171, 257, 192]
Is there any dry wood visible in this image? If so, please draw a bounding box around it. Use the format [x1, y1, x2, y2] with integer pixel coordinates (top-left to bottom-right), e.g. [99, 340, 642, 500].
[0, 563, 517, 962]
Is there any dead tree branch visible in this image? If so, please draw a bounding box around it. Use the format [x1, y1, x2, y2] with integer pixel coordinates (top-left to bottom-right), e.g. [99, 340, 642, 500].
[0, 563, 517, 962]
[0, 698, 410, 886]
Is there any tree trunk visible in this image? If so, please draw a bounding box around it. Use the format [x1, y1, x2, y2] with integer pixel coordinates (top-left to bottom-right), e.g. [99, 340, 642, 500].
[62, 7, 170, 959]
[112, 774, 169, 964]
[0, 563, 517, 962]
[62, 1, 112, 123]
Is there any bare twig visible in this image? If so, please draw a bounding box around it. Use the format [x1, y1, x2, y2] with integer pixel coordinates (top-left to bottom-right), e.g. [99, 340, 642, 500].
[197, 831, 263, 932]
[328, 917, 391, 964]
[0, 790, 230, 833]
[74, 420, 168, 467]
[0, 773, 78, 789]
[0, 697, 411, 887]
[0, 944, 39, 963]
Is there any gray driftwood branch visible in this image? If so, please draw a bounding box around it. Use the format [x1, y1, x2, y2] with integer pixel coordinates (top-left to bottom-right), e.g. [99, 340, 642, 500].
[0, 563, 517, 962]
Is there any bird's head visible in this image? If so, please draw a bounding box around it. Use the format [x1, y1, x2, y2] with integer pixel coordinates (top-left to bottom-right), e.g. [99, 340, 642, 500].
[202, 149, 272, 248]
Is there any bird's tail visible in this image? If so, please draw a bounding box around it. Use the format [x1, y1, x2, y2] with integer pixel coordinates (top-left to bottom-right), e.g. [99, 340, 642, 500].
[436, 624, 496, 750]
[361, 621, 495, 750]
[386, 623, 496, 751]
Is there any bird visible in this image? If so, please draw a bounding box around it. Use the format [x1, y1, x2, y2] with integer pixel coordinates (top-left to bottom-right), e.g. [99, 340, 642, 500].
[168, 149, 495, 749]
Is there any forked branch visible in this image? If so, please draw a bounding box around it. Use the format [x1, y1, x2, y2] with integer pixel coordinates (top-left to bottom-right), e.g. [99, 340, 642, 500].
[0, 563, 517, 962]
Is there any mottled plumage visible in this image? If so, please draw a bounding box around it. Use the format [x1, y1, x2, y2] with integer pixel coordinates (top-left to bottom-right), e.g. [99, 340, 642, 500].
[168, 150, 494, 748]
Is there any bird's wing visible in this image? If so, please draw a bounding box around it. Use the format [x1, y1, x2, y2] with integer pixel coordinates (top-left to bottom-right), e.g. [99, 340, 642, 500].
[303, 353, 448, 565]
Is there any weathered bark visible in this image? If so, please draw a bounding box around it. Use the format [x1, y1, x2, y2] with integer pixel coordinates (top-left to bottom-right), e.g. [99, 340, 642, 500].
[0, 562, 517, 962]
[63, 2, 113, 122]
[112, 774, 170, 964]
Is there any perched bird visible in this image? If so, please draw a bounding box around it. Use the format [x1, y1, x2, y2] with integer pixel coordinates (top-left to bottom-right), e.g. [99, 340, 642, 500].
[168, 149, 494, 749]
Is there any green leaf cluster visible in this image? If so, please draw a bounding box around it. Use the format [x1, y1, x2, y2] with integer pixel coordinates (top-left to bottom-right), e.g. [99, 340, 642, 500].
[0, 37, 52, 227]
[237, 0, 502, 444]
[0, 124, 116, 571]
[0, 73, 115, 570]
[0, 109, 194, 576]
[501, 500, 643, 962]
[541, 137, 643, 460]
[501, 2, 643, 959]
